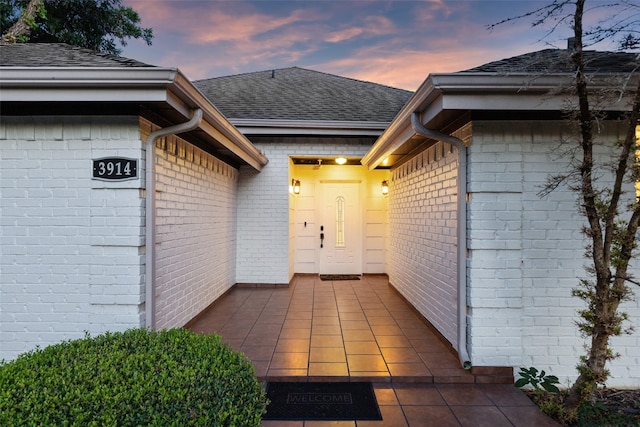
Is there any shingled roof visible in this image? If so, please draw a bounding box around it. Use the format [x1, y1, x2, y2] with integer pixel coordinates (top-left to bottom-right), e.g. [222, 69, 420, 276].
[194, 67, 413, 122]
[0, 43, 152, 67]
[462, 49, 639, 73]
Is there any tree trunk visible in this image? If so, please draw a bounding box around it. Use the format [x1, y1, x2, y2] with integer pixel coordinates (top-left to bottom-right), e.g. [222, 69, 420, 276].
[1, 0, 43, 43]
[565, 295, 616, 408]
[564, 0, 605, 408]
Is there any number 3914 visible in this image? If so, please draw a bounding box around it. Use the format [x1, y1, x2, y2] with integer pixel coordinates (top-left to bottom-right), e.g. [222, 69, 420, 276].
[92, 158, 138, 181]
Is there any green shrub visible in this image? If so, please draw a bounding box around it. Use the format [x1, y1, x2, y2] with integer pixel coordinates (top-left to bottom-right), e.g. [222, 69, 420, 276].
[515, 367, 560, 393]
[0, 328, 267, 426]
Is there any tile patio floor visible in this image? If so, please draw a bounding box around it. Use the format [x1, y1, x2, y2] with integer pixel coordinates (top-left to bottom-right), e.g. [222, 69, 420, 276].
[188, 274, 559, 426]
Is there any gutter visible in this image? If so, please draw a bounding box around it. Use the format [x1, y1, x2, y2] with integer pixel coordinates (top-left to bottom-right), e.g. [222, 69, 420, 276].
[411, 112, 472, 370]
[228, 118, 389, 137]
[144, 109, 203, 330]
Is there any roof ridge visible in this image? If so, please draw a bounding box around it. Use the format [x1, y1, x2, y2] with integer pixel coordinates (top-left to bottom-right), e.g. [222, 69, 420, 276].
[193, 65, 413, 122]
[460, 48, 638, 73]
[290, 66, 412, 93]
[194, 67, 300, 82]
[194, 66, 411, 93]
[0, 42, 154, 67]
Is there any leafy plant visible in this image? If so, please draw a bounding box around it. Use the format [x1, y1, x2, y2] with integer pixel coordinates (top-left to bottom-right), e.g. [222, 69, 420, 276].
[515, 367, 561, 393]
[0, 328, 267, 426]
[1, 0, 153, 54]
[576, 400, 636, 427]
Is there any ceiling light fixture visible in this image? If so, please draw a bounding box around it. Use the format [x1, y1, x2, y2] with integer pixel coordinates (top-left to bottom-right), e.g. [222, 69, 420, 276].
[335, 157, 347, 165]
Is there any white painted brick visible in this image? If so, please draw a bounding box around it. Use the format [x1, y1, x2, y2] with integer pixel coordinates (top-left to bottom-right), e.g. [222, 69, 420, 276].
[388, 141, 459, 345]
[384, 119, 638, 386]
[152, 130, 238, 330]
[466, 120, 640, 387]
[1, 116, 145, 362]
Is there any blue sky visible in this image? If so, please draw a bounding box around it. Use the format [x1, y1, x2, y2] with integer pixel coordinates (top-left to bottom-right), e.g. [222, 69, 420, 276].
[120, 1, 615, 90]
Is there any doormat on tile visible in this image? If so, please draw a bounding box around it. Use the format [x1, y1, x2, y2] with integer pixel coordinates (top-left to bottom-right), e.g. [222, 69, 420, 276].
[263, 382, 381, 421]
[319, 275, 361, 281]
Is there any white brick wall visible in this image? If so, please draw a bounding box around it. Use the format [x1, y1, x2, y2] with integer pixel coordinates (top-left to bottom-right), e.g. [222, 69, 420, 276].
[144, 122, 238, 330]
[0, 116, 144, 361]
[236, 138, 372, 283]
[385, 119, 638, 387]
[469, 120, 639, 387]
[388, 141, 459, 345]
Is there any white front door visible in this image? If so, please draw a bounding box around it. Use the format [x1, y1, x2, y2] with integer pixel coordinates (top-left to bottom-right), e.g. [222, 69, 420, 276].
[319, 182, 362, 275]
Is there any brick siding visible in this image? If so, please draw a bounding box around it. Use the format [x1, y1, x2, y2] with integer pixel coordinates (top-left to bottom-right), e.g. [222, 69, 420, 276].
[468, 120, 639, 387]
[149, 124, 238, 329]
[0, 116, 144, 361]
[388, 141, 460, 345]
[385, 120, 639, 387]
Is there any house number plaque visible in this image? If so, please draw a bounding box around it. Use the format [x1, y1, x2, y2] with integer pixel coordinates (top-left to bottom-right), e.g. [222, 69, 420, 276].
[92, 157, 138, 181]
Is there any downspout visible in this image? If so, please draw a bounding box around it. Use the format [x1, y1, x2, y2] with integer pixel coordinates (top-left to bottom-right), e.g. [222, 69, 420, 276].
[411, 112, 472, 370]
[145, 109, 203, 330]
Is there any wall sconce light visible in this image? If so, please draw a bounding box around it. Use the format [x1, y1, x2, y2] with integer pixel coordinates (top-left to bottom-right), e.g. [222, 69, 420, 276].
[381, 180, 389, 196]
[290, 179, 301, 195]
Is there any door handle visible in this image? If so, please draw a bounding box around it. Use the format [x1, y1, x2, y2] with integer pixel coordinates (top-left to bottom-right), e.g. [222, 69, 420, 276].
[320, 225, 324, 248]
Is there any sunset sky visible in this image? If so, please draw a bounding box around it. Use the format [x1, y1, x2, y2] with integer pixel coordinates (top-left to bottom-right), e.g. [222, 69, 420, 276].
[120, 1, 618, 90]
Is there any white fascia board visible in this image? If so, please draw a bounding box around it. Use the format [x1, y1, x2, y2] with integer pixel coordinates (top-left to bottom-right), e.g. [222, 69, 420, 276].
[429, 73, 569, 92]
[431, 72, 639, 93]
[440, 93, 569, 111]
[0, 67, 178, 102]
[229, 119, 388, 136]
[234, 127, 384, 136]
[2, 88, 170, 102]
[0, 67, 177, 82]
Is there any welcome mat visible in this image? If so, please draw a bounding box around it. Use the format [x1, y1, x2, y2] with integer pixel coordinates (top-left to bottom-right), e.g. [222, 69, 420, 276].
[319, 275, 361, 281]
[263, 382, 381, 421]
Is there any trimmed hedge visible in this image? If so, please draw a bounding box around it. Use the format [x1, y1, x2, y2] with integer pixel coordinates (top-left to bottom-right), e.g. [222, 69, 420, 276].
[0, 328, 267, 426]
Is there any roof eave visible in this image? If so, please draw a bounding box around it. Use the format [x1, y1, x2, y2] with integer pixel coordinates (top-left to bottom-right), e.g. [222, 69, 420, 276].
[0, 67, 268, 171]
[0, 67, 178, 102]
[362, 72, 639, 169]
[229, 118, 389, 136]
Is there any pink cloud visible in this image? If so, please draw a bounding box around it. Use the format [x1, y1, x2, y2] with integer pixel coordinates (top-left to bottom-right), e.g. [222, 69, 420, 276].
[325, 15, 396, 43]
[317, 45, 519, 91]
[188, 9, 316, 44]
[412, 0, 459, 22]
[326, 28, 365, 43]
[121, 0, 554, 88]
[125, 1, 319, 45]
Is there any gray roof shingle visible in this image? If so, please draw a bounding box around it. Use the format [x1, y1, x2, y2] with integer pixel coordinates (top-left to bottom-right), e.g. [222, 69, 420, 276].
[0, 42, 153, 67]
[194, 67, 413, 122]
[462, 49, 639, 73]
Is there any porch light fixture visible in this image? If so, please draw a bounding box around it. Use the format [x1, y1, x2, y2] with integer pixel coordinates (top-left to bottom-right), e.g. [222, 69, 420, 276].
[381, 180, 389, 196]
[335, 157, 347, 165]
[290, 179, 301, 195]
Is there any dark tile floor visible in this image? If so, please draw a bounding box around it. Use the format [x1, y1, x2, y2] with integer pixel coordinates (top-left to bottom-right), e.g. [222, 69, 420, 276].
[187, 274, 560, 426]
